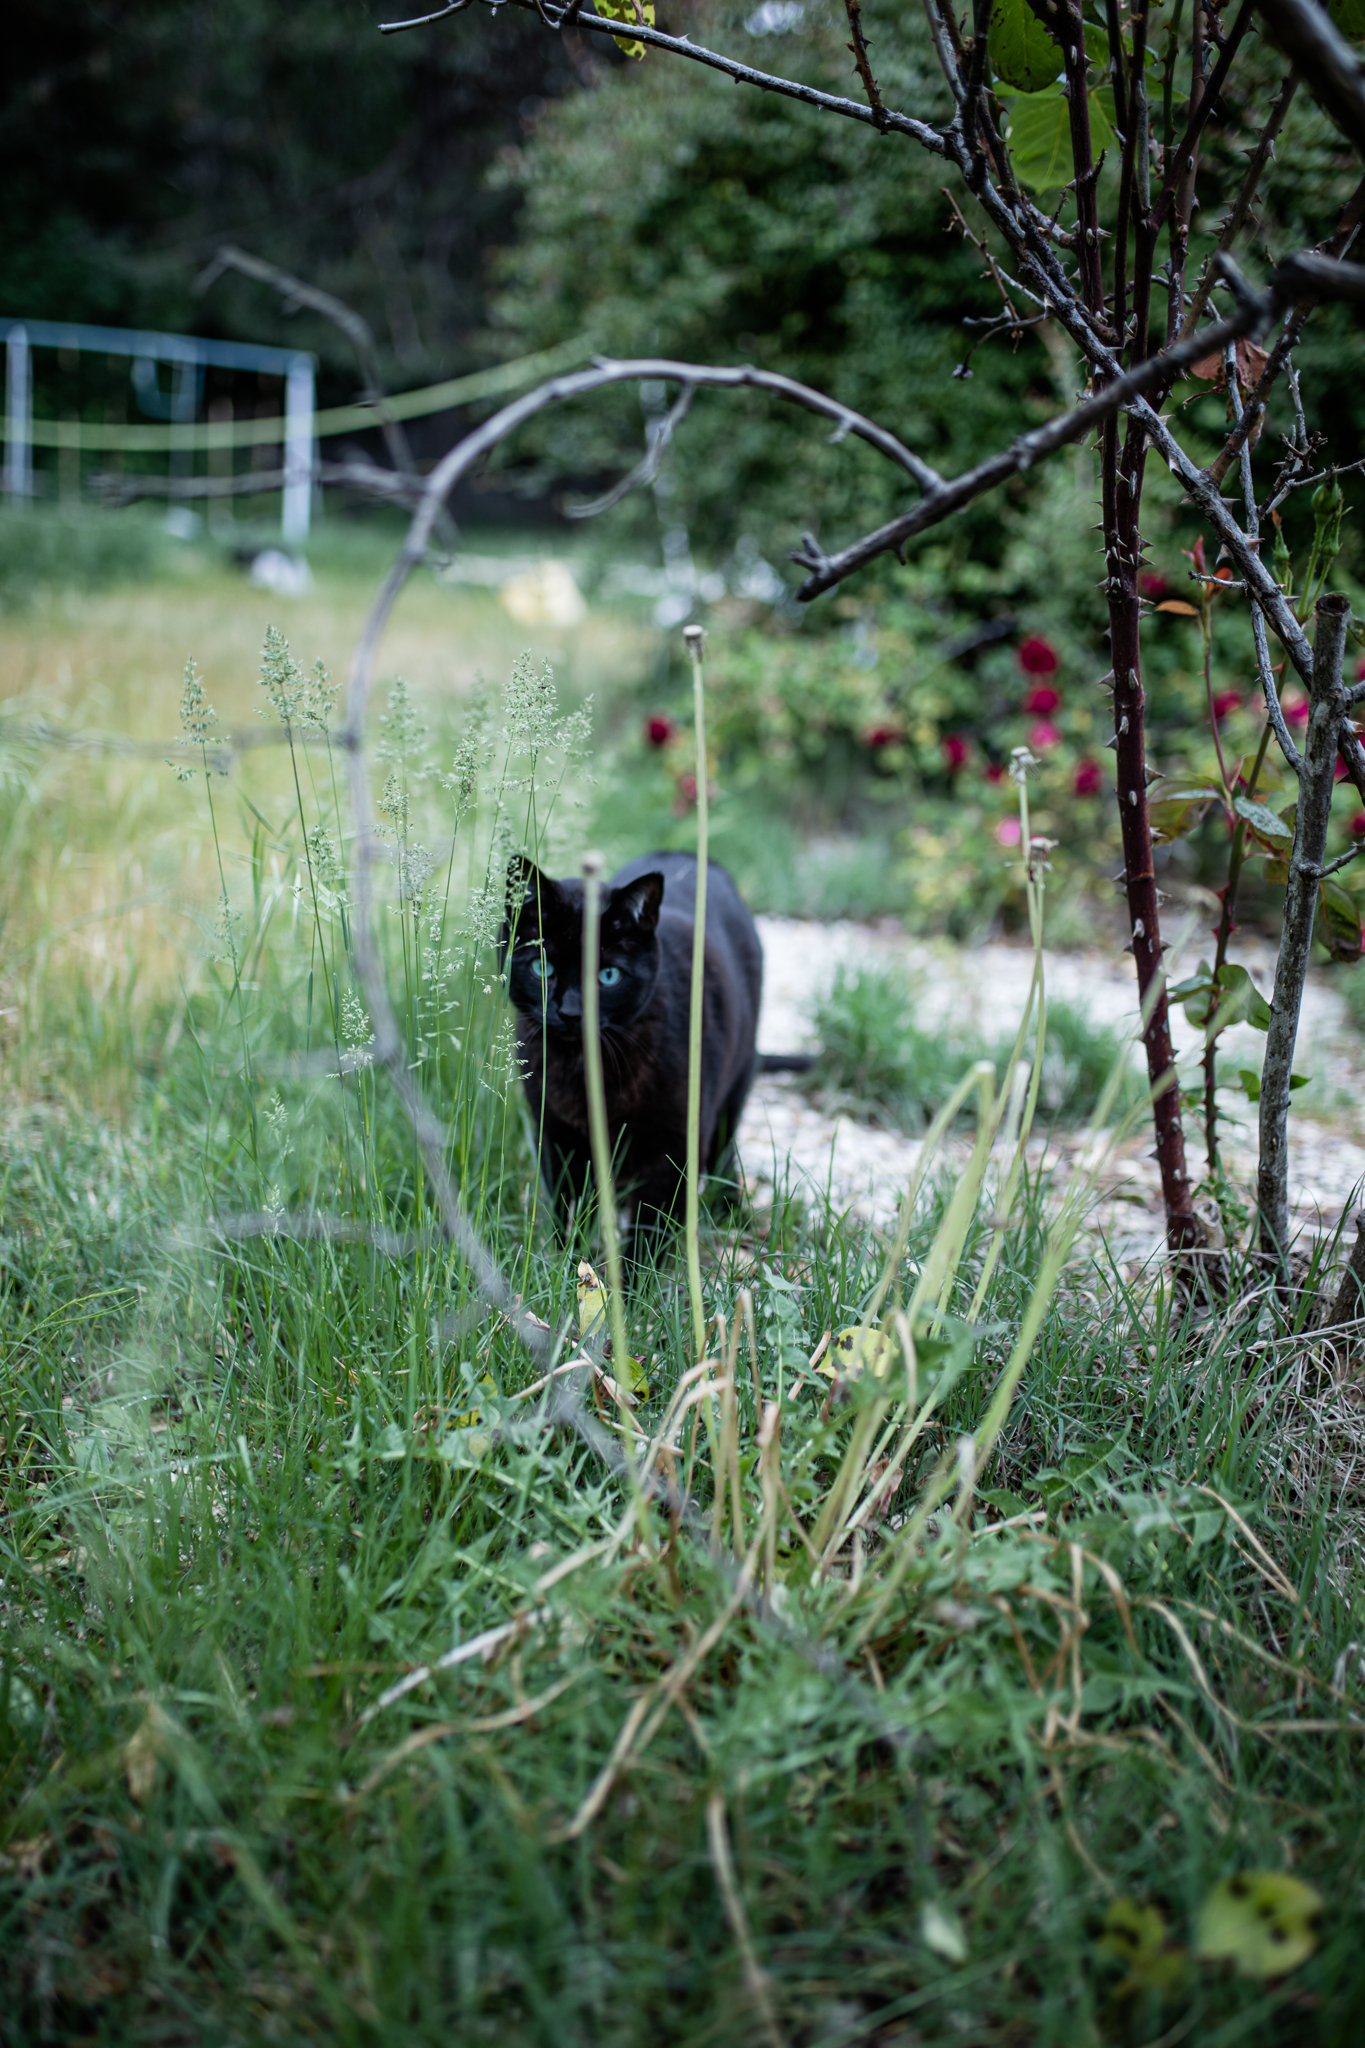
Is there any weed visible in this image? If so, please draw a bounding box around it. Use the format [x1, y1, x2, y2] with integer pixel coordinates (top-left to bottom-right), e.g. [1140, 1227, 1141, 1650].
[807, 960, 1144, 1132]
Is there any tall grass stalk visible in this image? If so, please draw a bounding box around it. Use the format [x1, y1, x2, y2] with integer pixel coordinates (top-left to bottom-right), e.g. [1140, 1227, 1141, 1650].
[579, 852, 640, 1486]
[683, 622, 709, 1357]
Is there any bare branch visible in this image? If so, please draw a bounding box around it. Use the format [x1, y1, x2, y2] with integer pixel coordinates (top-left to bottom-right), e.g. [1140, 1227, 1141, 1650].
[1149, 0, 1254, 245]
[190, 1211, 433, 1258]
[92, 457, 428, 510]
[1180, 69, 1300, 339]
[1258, 594, 1352, 1263]
[564, 381, 696, 518]
[382, 0, 949, 153]
[1253, 0, 1365, 158]
[197, 245, 418, 481]
[843, 0, 890, 130]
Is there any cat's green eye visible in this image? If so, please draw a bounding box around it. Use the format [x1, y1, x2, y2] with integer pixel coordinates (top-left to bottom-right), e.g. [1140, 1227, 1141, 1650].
[531, 956, 553, 981]
[598, 965, 623, 988]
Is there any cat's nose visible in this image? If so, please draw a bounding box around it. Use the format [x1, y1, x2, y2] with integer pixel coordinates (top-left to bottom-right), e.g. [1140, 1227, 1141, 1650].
[558, 985, 582, 1021]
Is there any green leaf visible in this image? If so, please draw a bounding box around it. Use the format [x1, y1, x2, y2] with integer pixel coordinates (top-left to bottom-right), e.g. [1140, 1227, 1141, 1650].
[1006, 89, 1072, 191]
[1317, 876, 1363, 960]
[1239, 1070, 1310, 1103]
[1195, 1871, 1321, 1979]
[1329, 0, 1365, 43]
[1233, 794, 1293, 850]
[1005, 86, 1118, 192]
[1148, 785, 1221, 843]
[989, 0, 1062, 92]
[1215, 963, 1273, 1032]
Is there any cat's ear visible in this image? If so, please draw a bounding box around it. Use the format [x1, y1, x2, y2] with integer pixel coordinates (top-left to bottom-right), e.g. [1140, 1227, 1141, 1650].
[607, 871, 664, 938]
[501, 855, 560, 961]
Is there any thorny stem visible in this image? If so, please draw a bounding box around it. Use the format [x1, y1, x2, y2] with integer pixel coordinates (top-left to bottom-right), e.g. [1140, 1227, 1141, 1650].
[843, 0, 888, 130]
[1258, 595, 1352, 1266]
[1061, 0, 1104, 321]
[1202, 719, 1273, 1178]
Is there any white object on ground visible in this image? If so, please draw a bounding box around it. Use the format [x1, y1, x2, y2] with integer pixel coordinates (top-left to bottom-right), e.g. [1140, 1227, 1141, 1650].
[250, 549, 313, 596]
[499, 560, 585, 630]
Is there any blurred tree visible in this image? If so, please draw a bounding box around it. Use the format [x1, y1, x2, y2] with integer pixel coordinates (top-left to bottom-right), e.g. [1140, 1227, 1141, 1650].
[2, 0, 586, 395]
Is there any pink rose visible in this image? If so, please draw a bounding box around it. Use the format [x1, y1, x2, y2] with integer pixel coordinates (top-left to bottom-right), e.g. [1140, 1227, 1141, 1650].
[994, 816, 1022, 847]
[1073, 758, 1103, 797]
[1028, 719, 1061, 751]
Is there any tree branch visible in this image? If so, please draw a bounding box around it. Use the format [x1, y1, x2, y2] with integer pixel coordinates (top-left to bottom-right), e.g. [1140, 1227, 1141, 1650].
[382, 0, 949, 153]
[196, 244, 418, 481]
[1257, 593, 1351, 1263]
[1253, 0, 1365, 158]
[1179, 68, 1300, 339]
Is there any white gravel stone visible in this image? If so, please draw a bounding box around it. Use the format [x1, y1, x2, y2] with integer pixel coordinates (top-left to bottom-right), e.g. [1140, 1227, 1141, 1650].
[739, 916, 1365, 1272]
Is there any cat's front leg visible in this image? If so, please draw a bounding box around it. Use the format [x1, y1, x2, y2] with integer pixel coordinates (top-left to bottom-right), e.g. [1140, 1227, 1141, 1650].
[537, 1112, 593, 1237]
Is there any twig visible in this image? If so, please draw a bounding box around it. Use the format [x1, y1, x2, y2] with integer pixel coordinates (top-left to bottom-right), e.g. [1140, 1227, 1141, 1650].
[197, 245, 418, 482]
[1180, 69, 1300, 339]
[1254, 0, 1365, 157]
[381, 0, 949, 153]
[843, 0, 889, 131]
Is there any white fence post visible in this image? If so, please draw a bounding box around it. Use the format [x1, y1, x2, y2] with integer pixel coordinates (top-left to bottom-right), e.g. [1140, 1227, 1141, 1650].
[282, 355, 314, 546]
[5, 327, 33, 502]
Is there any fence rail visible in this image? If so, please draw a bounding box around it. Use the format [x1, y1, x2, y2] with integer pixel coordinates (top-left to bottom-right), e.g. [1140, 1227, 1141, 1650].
[2, 320, 587, 543]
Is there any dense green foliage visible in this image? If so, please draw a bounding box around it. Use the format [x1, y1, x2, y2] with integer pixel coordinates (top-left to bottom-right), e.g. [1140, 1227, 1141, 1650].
[3, 0, 578, 395]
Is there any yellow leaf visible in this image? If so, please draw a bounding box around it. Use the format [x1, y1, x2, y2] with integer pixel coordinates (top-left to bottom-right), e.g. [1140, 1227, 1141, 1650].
[1195, 1871, 1322, 1979]
[577, 1259, 608, 1342]
[820, 1325, 897, 1382]
[453, 1372, 497, 1428]
[1097, 1897, 1187, 1994]
[591, 0, 654, 60]
[622, 1353, 652, 1398]
[124, 1717, 161, 1804]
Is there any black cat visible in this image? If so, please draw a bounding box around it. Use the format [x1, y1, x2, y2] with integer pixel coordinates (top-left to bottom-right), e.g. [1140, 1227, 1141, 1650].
[500, 850, 764, 1254]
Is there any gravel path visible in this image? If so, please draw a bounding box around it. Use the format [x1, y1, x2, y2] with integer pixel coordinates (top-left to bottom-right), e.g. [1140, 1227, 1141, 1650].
[739, 917, 1365, 1270]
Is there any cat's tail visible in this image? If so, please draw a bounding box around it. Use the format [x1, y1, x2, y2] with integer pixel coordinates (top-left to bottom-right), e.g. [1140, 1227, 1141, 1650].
[756, 1051, 816, 1075]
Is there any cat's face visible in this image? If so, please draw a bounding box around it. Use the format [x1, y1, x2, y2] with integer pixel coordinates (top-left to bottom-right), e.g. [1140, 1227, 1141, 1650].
[501, 857, 664, 1043]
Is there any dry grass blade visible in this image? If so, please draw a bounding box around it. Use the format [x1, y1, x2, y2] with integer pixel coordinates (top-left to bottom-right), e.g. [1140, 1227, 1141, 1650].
[705, 1788, 788, 2048]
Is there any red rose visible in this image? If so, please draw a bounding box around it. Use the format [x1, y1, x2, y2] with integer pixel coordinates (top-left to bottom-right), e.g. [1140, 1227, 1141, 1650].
[1028, 719, 1061, 751]
[985, 762, 1007, 784]
[1023, 683, 1061, 715]
[941, 733, 969, 771]
[677, 771, 697, 803]
[1017, 635, 1059, 677]
[1138, 571, 1170, 599]
[1285, 695, 1310, 727]
[1073, 758, 1103, 797]
[1350, 813, 1365, 839]
[1212, 690, 1243, 721]
[645, 713, 677, 748]
[1335, 758, 1349, 781]
[862, 722, 901, 750]
[1357, 657, 1365, 682]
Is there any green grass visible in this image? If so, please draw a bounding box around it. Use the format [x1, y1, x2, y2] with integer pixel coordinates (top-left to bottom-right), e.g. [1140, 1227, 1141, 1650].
[806, 959, 1148, 1133]
[2, 559, 1365, 2046]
